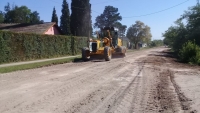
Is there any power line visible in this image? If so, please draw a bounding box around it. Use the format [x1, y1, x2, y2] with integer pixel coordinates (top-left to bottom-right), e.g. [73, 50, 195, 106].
[48, 0, 190, 18]
[48, 0, 62, 5]
[123, 0, 190, 18]
[48, 0, 120, 6]
[92, 0, 120, 5]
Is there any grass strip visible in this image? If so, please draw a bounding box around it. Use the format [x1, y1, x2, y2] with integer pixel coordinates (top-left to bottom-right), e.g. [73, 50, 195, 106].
[0, 57, 82, 73]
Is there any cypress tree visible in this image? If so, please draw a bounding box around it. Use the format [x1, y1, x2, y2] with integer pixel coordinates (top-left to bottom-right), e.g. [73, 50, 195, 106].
[0, 11, 4, 23]
[60, 0, 71, 35]
[70, 0, 92, 36]
[51, 6, 58, 25]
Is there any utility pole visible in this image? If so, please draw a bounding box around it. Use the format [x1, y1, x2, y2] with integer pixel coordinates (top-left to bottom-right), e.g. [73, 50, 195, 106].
[197, 0, 199, 6]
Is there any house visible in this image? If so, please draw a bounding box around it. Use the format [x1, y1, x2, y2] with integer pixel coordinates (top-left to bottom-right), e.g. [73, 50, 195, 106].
[0, 22, 63, 35]
[120, 36, 131, 49]
[138, 42, 147, 48]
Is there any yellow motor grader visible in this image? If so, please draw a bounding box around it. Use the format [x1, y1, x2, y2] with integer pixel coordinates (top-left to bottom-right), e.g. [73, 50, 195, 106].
[82, 27, 126, 61]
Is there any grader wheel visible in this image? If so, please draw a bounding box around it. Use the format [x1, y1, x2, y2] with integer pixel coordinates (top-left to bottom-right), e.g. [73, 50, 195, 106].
[82, 47, 90, 61]
[119, 46, 126, 57]
[104, 46, 112, 61]
[121, 46, 126, 57]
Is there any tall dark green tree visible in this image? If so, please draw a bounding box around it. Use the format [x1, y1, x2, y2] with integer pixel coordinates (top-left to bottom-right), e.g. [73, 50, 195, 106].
[0, 11, 4, 23]
[70, 0, 92, 36]
[51, 7, 58, 25]
[60, 0, 71, 35]
[94, 6, 122, 28]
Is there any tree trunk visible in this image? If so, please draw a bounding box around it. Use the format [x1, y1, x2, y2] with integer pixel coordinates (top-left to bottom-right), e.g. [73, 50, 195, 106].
[134, 42, 138, 49]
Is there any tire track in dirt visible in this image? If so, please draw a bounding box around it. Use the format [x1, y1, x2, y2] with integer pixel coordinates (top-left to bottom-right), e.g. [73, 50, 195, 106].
[105, 62, 145, 113]
[65, 59, 146, 113]
[142, 55, 184, 113]
[0, 58, 132, 113]
[62, 63, 138, 113]
[169, 69, 194, 112]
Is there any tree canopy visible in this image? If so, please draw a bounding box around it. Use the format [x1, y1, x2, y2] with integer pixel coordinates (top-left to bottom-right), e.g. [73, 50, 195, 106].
[126, 21, 152, 49]
[51, 7, 58, 25]
[114, 22, 127, 38]
[162, 3, 200, 64]
[94, 6, 122, 28]
[60, 0, 71, 35]
[163, 3, 200, 52]
[70, 0, 92, 36]
[3, 3, 42, 23]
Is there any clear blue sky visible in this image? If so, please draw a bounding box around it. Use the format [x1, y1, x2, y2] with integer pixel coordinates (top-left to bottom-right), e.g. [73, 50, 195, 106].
[0, 0, 197, 40]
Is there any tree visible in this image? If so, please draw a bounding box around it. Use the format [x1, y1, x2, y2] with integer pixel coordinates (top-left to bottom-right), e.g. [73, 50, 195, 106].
[3, 3, 41, 23]
[60, 0, 71, 35]
[30, 11, 41, 23]
[0, 11, 4, 23]
[114, 22, 127, 38]
[163, 17, 188, 52]
[181, 3, 200, 45]
[51, 7, 58, 25]
[126, 21, 152, 49]
[163, 2, 200, 53]
[70, 0, 92, 36]
[5, 5, 31, 23]
[4, 3, 11, 12]
[94, 6, 122, 28]
[162, 2, 200, 64]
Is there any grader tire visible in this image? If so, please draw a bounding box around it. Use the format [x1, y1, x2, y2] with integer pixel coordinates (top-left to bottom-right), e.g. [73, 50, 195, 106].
[104, 46, 112, 61]
[82, 47, 90, 61]
[121, 46, 126, 57]
[119, 46, 126, 57]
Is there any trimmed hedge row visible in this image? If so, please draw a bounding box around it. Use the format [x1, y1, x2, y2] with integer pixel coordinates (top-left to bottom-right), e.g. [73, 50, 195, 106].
[0, 31, 87, 64]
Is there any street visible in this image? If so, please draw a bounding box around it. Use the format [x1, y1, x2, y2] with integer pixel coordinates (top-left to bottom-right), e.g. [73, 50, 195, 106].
[0, 47, 199, 113]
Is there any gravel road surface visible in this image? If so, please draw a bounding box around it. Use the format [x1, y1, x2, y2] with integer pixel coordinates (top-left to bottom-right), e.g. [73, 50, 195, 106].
[0, 47, 199, 113]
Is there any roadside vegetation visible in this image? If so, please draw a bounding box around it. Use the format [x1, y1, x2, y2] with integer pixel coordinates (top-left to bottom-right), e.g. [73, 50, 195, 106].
[0, 56, 81, 73]
[163, 2, 200, 65]
[0, 31, 87, 64]
[149, 40, 163, 47]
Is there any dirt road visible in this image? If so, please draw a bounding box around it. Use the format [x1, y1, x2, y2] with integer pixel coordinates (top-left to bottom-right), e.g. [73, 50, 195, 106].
[0, 47, 199, 113]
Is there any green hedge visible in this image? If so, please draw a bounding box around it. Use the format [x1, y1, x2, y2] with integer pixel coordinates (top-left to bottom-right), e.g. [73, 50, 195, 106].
[0, 31, 87, 64]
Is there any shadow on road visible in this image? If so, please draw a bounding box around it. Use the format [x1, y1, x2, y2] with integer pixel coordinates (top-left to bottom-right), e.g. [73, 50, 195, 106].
[148, 49, 178, 59]
[72, 55, 125, 63]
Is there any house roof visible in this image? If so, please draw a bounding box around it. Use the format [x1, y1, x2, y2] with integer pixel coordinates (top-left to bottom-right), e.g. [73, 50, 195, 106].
[0, 22, 62, 34]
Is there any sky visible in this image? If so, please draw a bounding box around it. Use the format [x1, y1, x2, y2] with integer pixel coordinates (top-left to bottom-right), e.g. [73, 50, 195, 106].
[0, 0, 197, 40]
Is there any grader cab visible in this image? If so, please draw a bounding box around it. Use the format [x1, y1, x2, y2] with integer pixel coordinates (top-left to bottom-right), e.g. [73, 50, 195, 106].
[82, 27, 126, 61]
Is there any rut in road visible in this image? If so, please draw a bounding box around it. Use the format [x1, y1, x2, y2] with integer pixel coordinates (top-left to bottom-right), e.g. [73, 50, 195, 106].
[0, 48, 185, 113]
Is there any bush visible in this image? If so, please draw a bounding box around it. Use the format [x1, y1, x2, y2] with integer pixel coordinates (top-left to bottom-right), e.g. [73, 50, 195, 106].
[0, 31, 87, 64]
[179, 41, 200, 65]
